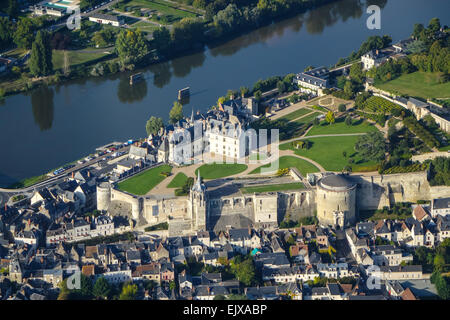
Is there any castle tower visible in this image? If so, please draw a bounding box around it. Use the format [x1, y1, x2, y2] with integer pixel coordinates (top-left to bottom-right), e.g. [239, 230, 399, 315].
[96, 182, 111, 212]
[190, 170, 207, 231]
[316, 174, 357, 228]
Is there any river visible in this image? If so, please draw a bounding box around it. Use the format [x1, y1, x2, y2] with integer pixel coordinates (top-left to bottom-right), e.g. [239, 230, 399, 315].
[0, 0, 449, 187]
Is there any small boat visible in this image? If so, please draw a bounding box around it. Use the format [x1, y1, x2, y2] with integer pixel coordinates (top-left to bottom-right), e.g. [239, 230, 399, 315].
[129, 73, 143, 85]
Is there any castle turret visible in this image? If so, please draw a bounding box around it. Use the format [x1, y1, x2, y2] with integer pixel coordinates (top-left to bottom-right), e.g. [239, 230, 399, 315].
[96, 182, 111, 212]
[190, 170, 207, 230]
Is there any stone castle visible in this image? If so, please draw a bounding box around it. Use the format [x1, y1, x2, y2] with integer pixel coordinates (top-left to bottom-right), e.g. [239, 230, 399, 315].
[97, 166, 450, 235]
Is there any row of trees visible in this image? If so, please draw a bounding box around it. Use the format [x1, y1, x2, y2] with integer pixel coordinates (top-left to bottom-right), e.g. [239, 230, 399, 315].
[58, 275, 140, 300]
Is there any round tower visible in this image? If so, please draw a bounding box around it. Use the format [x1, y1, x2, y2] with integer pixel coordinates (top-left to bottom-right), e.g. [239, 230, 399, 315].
[96, 182, 111, 212]
[316, 174, 357, 228]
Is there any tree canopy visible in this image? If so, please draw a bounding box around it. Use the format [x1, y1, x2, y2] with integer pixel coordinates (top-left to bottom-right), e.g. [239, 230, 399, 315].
[169, 101, 184, 124]
[354, 131, 386, 162]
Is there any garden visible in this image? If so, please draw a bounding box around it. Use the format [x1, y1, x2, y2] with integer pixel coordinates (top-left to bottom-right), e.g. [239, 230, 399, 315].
[116, 164, 172, 195]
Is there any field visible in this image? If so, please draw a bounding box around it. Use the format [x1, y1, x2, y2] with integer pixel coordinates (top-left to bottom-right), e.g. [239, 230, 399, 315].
[249, 156, 320, 176]
[381, 163, 428, 174]
[240, 182, 305, 194]
[292, 112, 322, 125]
[280, 136, 378, 172]
[167, 172, 189, 188]
[131, 20, 160, 33]
[306, 118, 379, 136]
[279, 108, 313, 121]
[52, 50, 112, 71]
[362, 96, 403, 114]
[117, 164, 172, 195]
[375, 71, 450, 100]
[195, 163, 248, 179]
[7, 174, 49, 189]
[116, 0, 199, 23]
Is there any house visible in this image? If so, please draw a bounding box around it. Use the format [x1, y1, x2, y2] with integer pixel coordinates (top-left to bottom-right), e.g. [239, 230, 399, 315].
[294, 66, 330, 96]
[361, 49, 390, 70]
[413, 205, 430, 222]
[366, 265, 423, 281]
[88, 13, 123, 27]
[431, 198, 450, 217]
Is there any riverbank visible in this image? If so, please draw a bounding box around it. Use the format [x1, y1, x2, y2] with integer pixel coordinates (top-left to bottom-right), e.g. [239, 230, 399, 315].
[0, 0, 342, 99]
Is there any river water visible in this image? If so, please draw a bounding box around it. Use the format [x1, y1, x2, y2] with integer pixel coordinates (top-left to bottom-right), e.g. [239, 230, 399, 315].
[0, 0, 449, 187]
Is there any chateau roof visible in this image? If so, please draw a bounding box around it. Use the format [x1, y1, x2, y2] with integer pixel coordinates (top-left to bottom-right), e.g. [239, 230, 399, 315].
[319, 174, 355, 190]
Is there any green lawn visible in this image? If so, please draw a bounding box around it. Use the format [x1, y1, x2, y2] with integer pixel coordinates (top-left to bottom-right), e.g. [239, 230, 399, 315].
[117, 164, 172, 195]
[195, 163, 248, 179]
[292, 112, 322, 125]
[131, 21, 160, 33]
[52, 50, 112, 71]
[167, 172, 189, 188]
[7, 174, 49, 189]
[279, 108, 314, 121]
[306, 118, 379, 136]
[280, 136, 378, 172]
[376, 71, 450, 100]
[241, 182, 305, 194]
[117, 0, 198, 23]
[249, 156, 320, 176]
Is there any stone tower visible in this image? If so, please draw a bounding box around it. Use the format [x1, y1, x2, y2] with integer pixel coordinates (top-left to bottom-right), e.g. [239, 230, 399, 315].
[190, 170, 207, 231]
[96, 182, 111, 212]
[316, 174, 357, 228]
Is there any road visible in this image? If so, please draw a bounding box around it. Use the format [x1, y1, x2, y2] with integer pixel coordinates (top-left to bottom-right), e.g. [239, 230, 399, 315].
[0, 144, 131, 194]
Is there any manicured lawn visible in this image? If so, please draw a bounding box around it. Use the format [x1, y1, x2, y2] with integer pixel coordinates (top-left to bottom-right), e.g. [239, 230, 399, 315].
[376, 71, 450, 100]
[52, 50, 112, 71]
[292, 112, 322, 125]
[280, 136, 378, 172]
[279, 108, 313, 121]
[249, 156, 320, 176]
[195, 163, 248, 179]
[131, 21, 160, 33]
[117, 164, 172, 195]
[241, 182, 305, 193]
[306, 118, 379, 136]
[167, 172, 189, 188]
[7, 174, 49, 189]
[117, 0, 198, 23]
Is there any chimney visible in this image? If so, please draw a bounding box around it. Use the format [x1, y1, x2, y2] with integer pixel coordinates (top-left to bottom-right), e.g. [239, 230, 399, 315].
[376, 49, 379, 55]
[87, 171, 91, 178]
[72, 172, 74, 179]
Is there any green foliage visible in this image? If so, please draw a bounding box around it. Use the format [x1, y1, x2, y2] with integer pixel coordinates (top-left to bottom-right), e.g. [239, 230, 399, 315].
[119, 283, 138, 300]
[230, 256, 257, 286]
[146, 116, 164, 136]
[115, 29, 149, 64]
[354, 131, 386, 162]
[325, 111, 335, 125]
[93, 277, 111, 299]
[29, 30, 53, 77]
[13, 17, 35, 49]
[338, 104, 346, 112]
[429, 157, 450, 186]
[403, 116, 440, 149]
[169, 101, 183, 123]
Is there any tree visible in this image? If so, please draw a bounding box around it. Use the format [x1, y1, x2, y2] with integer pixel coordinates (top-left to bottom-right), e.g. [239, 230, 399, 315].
[338, 104, 346, 112]
[345, 115, 352, 126]
[13, 17, 35, 49]
[325, 111, 335, 125]
[153, 26, 171, 56]
[29, 30, 53, 77]
[116, 29, 149, 64]
[93, 277, 111, 299]
[0, 17, 13, 49]
[240, 86, 249, 97]
[146, 116, 164, 136]
[277, 80, 286, 93]
[428, 17, 441, 33]
[6, 0, 19, 17]
[349, 62, 364, 83]
[119, 283, 138, 300]
[354, 131, 386, 162]
[313, 117, 320, 126]
[169, 101, 183, 124]
[169, 280, 176, 291]
[230, 257, 256, 286]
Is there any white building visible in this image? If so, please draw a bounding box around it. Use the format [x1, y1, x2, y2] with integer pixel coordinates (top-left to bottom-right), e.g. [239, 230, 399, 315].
[88, 13, 123, 27]
[431, 198, 450, 217]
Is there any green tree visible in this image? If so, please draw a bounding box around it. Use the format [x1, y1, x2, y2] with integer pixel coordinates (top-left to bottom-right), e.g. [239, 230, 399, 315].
[428, 17, 441, 33]
[349, 62, 364, 83]
[146, 116, 164, 136]
[116, 29, 149, 64]
[13, 17, 35, 49]
[29, 30, 53, 77]
[345, 115, 352, 126]
[355, 131, 386, 162]
[169, 101, 183, 124]
[93, 277, 111, 299]
[230, 257, 256, 286]
[338, 104, 346, 112]
[0, 17, 13, 48]
[119, 283, 138, 300]
[153, 26, 171, 56]
[240, 86, 249, 97]
[6, 0, 19, 17]
[325, 111, 335, 125]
